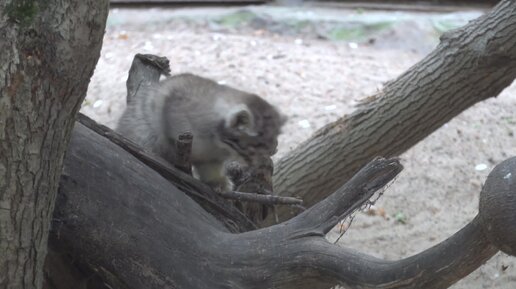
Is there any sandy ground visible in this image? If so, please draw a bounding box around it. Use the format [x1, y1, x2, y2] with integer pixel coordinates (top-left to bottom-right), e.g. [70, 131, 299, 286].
[82, 5, 516, 288]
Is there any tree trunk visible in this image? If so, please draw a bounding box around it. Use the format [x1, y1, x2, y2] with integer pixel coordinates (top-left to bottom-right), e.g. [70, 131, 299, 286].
[0, 1, 108, 288]
[271, 0, 516, 223]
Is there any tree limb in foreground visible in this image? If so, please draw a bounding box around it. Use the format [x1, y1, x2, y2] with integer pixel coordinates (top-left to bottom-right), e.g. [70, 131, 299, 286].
[45, 121, 516, 289]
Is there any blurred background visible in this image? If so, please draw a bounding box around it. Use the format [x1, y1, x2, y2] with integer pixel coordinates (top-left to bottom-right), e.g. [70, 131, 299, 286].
[82, 1, 515, 288]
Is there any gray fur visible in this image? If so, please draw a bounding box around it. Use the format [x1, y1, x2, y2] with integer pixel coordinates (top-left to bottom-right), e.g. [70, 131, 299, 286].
[116, 73, 284, 191]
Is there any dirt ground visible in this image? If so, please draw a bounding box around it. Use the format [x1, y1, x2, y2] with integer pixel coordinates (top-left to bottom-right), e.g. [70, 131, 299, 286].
[82, 5, 516, 288]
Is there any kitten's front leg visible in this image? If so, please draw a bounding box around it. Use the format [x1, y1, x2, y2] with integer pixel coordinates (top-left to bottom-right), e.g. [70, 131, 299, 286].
[193, 162, 232, 193]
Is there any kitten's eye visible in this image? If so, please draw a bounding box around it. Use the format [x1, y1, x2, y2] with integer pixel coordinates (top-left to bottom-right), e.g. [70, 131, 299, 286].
[236, 113, 249, 130]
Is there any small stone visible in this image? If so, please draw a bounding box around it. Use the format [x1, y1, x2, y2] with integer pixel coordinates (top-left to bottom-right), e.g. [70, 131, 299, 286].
[348, 42, 358, 49]
[298, 120, 311, 129]
[324, 105, 337, 111]
[475, 164, 488, 171]
[142, 41, 154, 51]
[93, 100, 103, 108]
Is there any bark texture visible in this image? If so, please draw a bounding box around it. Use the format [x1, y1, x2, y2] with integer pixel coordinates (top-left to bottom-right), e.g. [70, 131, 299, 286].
[272, 0, 516, 222]
[48, 122, 396, 289]
[0, 1, 108, 288]
[46, 120, 514, 289]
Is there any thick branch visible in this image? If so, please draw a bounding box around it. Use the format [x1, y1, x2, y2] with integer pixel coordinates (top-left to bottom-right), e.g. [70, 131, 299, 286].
[272, 0, 516, 222]
[48, 120, 513, 289]
[48, 123, 403, 289]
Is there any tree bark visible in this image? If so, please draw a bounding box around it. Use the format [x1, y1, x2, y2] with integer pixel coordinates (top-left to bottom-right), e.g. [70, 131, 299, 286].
[47, 122, 393, 289]
[0, 1, 108, 288]
[271, 0, 516, 223]
[45, 119, 515, 289]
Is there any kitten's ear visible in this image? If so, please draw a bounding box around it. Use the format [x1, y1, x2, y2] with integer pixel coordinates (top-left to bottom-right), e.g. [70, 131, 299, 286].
[226, 107, 253, 132]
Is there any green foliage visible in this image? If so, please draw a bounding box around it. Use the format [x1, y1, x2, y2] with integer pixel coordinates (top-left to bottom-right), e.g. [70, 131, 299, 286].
[432, 19, 462, 34]
[394, 211, 407, 224]
[5, 0, 38, 26]
[501, 116, 516, 125]
[82, 99, 92, 107]
[355, 8, 365, 15]
[327, 21, 393, 41]
[288, 19, 310, 31]
[217, 11, 256, 27]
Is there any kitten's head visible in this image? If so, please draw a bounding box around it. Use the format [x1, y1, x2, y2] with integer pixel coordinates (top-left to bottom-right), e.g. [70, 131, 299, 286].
[219, 94, 286, 165]
[160, 73, 286, 166]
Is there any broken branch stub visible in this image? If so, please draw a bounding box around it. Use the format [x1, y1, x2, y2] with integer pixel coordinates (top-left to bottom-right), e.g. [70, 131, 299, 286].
[175, 131, 193, 175]
[226, 156, 301, 225]
[126, 53, 170, 104]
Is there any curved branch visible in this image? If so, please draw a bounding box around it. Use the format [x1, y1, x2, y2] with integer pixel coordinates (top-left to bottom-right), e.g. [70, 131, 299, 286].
[265, 156, 516, 289]
[278, 216, 497, 289]
[235, 156, 516, 289]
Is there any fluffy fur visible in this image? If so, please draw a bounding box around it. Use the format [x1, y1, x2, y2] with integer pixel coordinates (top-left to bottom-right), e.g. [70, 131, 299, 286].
[117, 73, 284, 190]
